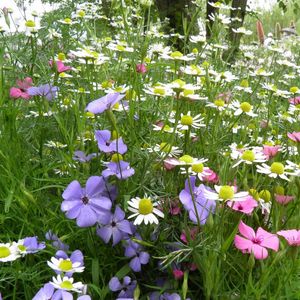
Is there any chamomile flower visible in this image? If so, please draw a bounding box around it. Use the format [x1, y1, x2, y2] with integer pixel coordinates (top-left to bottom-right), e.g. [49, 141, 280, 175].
[148, 142, 182, 157]
[144, 84, 173, 97]
[206, 99, 228, 111]
[230, 100, 257, 117]
[0, 243, 20, 262]
[256, 162, 297, 181]
[50, 275, 84, 293]
[127, 197, 164, 225]
[160, 51, 194, 62]
[47, 257, 85, 274]
[204, 185, 248, 202]
[231, 149, 267, 168]
[164, 155, 207, 167]
[180, 159, 211, 180]
[169, 111, 205, 130]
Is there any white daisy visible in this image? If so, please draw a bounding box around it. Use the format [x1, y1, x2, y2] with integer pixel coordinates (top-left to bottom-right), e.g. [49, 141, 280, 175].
[169, 111, 205, 131]
[147, 142, 182, 158]
[230, 100, 257, 117]
[47, 257, 85, 274]
[164, 155, 206, 167]
[256, 162, 298, 181]
[180, 159, 211, 181]
[231, 149, 267, 168]
[50, 275, 84, 293]
[204, 185, 248, 202]
[206, 99, 228, 111]
[0, 243, 20, 262]
[127, 197, 164, 225]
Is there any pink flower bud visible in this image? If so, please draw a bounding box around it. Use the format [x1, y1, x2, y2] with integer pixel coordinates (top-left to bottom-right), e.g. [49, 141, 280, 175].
[136, 63, 147, 74]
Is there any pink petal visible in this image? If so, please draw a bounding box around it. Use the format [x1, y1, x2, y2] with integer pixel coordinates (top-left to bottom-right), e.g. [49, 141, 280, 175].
[238, 221, 255, 240]
[251, 244, 268, 260]
[257, 227, 279, 251]
[234, 235, 253, 251]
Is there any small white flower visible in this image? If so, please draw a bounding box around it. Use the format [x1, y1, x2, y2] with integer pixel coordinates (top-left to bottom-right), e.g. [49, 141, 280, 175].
[231, 149, 267, 168]
[230, 100, 257, 117]
[0, 243, 20, 262]
[204, 185, 248, 202]
[256, 162, 298, 181]
[47, 257, 85, 274]
[180, 159, 210, 181]
[147, 142, 182, 158]
[50, 275, 84, 293]
[127, 197, 164, 225]
[169, 111, 205, 131]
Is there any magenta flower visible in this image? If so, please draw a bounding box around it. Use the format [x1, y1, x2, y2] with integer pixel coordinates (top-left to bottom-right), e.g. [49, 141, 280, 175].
[289, 96, 300, 105]
[49, 60, 71, 73]
[234, 221, 279, 260]
[287, 132, 300, 142]
[262, 145, 280, 159]
[9, 77, 33, 100]
[136, 63, 147, 74]
[85, 93, 125, 114]
[61, 176, 112, 227]
[275, 194, 295, 205]
[227, 196, 258, 215]
[277, 230, 300, 246]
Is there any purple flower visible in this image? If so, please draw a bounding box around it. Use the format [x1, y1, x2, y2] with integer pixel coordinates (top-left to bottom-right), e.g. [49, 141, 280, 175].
[97, 206, 133, 246]
[33, 283, 55, 300]
[19, 236, 45, 254]
[85, 93, 125, 114]
[61, 176, 112, 227]
[124, 237, 150, 272]
[102, 161, 135, 180]
[45, 230, 69, 251]
[95, 130, 127, 154]
[150, 292, 181, 300]
[179, 176, 216, 225]
[28, 84, 58, 101]
[109, 276, 137, 298]
[73, 150, 97, 162]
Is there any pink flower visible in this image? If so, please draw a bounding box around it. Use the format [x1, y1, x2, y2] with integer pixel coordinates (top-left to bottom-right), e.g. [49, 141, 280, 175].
[227, 196, 258, 215]
[287, 132, 300, 142]
[180, 227, 198, 244]
[202, 168, 219, 184]
[173, 269, 184, 280]
[262, 145, 280, 159]
[277, 230, 300, 246]
[234, 221, 279, 260]
[49, 60, 71, 73]
[289, 96, 300, 105]
[9, 77, 33, 100]
[275, 194, 295, 205]
[136, 63, 147, 74]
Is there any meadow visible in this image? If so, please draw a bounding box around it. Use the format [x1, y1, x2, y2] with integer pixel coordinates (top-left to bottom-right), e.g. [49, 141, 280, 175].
[0, 0, 300, 299]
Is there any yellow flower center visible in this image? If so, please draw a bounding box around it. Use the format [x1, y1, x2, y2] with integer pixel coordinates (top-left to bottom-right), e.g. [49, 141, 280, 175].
[172, 79, 185, 88]
[214, 99, 225, 107]
[78, 87, 85, 93]
[180, 115, 193, 126]
[240, 102, 251, 112]
[25, 20, 35, 27]
[116, 45, 126, 51]
[0, 246, 11, 258]
[153, 87, 165, 96]
[240, 79, 249, 88]
[170, 51, 183, 58]
[159, 142, 171, 153]
[113, 102, 120, 109]
[191, 163, 204, 173]
[78, 10, 85, 17]
[179, 155, 193, 164]
[259, 190, 271, 202]
[64, 18, 72, 24]
[58, 53, 66, 61]
[270, 162, 284, 175]
[138, 198, 153, 215]
[114, 86, 123, 93]
[18, 245, 26, 252]
[219, 186, 234, 200]
[241, 150, 255, 161]
[60, 280, 74, 289]
[183, 89, 194, 97]
[59, 259, 73, 272]
[290, 86, 299, 94]
[111, 153, 123, 162]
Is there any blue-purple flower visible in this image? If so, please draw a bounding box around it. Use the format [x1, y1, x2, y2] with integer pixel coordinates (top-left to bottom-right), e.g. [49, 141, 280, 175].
[150, 292, 181, 300]
[124, 237, 150, 272]
[45, 230, 69, 251]
[17, 236, 45, 255]
[97, 206, 133, 246]
[102, 161, 135, 180]
[61, 176, 112, 227]
[85, 93, 125, 114]
[95, 130, 127, 154]
[109, 276, 137, 298]
[73, 151, 97, 163]
[179, 176, 216, 224]
[28, 84, 58, 101]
